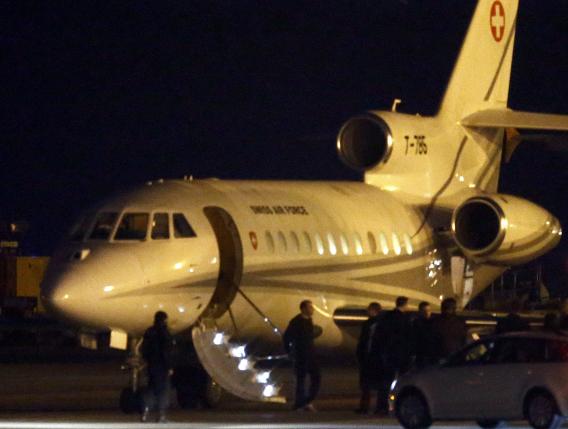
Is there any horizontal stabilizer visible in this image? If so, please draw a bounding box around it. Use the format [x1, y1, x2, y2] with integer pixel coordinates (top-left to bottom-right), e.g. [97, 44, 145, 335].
[461, 109, 568, 131]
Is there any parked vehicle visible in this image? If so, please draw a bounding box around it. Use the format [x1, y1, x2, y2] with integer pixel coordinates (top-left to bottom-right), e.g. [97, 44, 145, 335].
[390, 332, 568, 429]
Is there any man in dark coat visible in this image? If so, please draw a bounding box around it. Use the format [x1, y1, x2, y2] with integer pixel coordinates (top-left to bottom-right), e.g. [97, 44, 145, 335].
[412, 301, 433, 368]
[283, 300, 322, 411]
[375, 296, 412, 414]
[141, 311, 175, 423]
[429, 297, 467, 361]
[495, 298, 529, 334]
[355, 301, 382, 414]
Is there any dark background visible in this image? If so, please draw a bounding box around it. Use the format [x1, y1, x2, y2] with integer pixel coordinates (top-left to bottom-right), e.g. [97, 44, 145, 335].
[2, 1, 567, 288]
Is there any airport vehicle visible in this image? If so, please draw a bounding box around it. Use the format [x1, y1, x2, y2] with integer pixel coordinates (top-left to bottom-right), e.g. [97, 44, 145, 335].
[40, 0, 568, 411]
[391, 332, 568, 429]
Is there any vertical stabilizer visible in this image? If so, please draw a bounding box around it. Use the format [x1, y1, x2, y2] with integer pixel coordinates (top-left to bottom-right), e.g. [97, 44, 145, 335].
[438, 0, 519, 120]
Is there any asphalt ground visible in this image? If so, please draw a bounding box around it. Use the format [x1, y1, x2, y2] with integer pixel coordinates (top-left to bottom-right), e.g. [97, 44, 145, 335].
[0, 345, 550, 429]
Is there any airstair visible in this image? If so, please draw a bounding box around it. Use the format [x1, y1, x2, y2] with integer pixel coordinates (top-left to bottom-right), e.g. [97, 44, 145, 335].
[191, 290, 288, 404]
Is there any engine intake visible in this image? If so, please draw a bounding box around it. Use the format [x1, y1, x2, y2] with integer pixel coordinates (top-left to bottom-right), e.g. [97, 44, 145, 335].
[452, 194, 562, 265]
[453, 198, 504, 253]
[337, 115, 392, 171]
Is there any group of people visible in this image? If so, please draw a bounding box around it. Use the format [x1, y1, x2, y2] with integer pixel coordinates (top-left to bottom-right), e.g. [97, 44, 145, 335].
[354, 296, 467, 414]
[282, 296, 468, 414]
[138, 295, 568, 420]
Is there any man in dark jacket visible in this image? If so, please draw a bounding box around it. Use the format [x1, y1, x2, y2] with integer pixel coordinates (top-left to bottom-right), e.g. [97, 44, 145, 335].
[412, 301, 433, 368]
[141, 311, 175, 423]
[429, 297, 467, 361]
[375, 296, 412, 414]
[495, 298, 529, 334]
[283, 300, 322, 411]
[355, 301, 382, 414]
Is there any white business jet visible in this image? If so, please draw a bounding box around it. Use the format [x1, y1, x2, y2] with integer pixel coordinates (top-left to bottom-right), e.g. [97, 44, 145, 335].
[41, 0, 567, 410]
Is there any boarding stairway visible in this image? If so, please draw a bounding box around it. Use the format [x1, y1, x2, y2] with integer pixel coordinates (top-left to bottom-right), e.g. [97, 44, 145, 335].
[191, 290, 288, 403]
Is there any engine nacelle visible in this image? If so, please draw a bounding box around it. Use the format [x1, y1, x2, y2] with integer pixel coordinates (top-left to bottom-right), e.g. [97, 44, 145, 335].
[451, 194, 562, 265]
[336, 113, 393, 171]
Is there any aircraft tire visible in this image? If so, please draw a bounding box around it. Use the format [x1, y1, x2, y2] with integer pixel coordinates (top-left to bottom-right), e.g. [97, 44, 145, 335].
[119, 387, 142, 414]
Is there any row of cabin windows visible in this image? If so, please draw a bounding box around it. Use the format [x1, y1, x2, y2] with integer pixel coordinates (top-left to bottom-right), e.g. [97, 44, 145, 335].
[71, 211, 196, 242]
[262, 230, 413, 256]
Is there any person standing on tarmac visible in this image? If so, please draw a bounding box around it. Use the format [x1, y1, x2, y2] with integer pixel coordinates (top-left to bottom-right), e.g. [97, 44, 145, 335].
[412, 301, 433, 368]
[428, 297, 467, 362]
[283, 300, 322, 412]
[141, 311, 175, 423]
[375, 296, 412, 414]
[355, 302, 383, 414]
[495, 298, 529, 334]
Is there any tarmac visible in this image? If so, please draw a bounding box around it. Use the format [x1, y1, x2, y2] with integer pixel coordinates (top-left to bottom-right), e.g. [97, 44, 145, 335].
[0, 345, 546, 429]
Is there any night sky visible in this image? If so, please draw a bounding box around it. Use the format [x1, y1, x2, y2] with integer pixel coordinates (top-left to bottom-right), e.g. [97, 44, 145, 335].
[2, 1, 568, 285]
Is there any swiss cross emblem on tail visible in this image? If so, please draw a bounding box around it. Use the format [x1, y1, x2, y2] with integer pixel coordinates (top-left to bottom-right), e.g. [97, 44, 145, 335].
[490, 1, 505, 42]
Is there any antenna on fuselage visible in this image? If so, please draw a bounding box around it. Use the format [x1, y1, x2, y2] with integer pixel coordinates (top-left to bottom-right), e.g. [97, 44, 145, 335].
[391, 98, 402, 112]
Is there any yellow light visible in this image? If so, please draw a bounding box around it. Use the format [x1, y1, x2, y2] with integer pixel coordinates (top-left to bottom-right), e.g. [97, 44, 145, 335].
[103, 285, 114, 293]
[382, 185, 399, 192]
[173, 262, 184, 270]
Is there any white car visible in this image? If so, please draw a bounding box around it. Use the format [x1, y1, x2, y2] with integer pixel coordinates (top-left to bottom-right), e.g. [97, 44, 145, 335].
[390, 332, 568, 429]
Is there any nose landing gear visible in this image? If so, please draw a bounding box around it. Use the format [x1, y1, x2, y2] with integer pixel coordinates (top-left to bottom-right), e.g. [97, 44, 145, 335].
[119, 337, 144, 414]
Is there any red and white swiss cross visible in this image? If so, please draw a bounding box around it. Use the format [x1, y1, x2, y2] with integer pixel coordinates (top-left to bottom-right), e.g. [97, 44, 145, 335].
[490, 1, 505, 42]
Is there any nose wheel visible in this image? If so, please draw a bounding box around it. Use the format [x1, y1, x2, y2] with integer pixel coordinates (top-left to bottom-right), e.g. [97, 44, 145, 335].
[119, 337, 144, 414]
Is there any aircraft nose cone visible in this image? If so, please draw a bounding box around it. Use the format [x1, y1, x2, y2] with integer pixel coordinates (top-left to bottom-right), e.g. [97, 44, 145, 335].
[41, 264, 95, 322]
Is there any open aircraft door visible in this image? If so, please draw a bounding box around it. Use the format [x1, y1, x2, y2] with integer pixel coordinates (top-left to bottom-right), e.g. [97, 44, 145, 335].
[202, 206, 243, 320]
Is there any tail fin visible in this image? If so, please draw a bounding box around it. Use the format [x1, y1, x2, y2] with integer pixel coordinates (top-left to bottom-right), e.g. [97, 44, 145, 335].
[438, 0, 519, 120]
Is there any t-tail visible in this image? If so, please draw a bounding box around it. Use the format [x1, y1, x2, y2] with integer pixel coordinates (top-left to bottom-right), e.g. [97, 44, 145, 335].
[335, 0, 566, 269]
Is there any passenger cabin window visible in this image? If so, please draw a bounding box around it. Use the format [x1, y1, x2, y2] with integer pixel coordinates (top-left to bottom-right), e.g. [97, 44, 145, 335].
[392, 232, 402, 255]
[290, 232, 300, 253]
[447, 340, 493, 367]
[89, 212, 118, 240]
[327, 233, 337, 255]
[115, 213, 149, 241]
[340, 234, 349, 255]
[151, 213, 170, 240]
[403, 233, 413, 255]
[302, 232, 312, 254]
[314, 233, 324, 255]
[173, 213, 196, 238]
[277, 231, 287, 253]
[265, 231, 275, 253]
[353, 232, 363, 255]
[490, 338, 545, 364]
[368, 232, 377, 254]
[379, 232, 389, 255]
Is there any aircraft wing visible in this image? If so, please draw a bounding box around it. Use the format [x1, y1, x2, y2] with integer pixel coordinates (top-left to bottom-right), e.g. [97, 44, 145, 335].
[461, 109, 568, 131]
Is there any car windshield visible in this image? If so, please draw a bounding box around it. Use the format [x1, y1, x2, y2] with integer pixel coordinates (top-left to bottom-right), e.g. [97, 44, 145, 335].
[114, 213, 149, 241]
[88, 212, 119, 240]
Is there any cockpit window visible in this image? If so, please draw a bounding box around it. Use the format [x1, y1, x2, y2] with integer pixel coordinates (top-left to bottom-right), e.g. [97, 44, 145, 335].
[173, 213, 196, 238]
[151, 213, 170, 240]
[115, 213, 149, 241]
[69, 214, 94, 241]
[88, 212, 118, 240]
